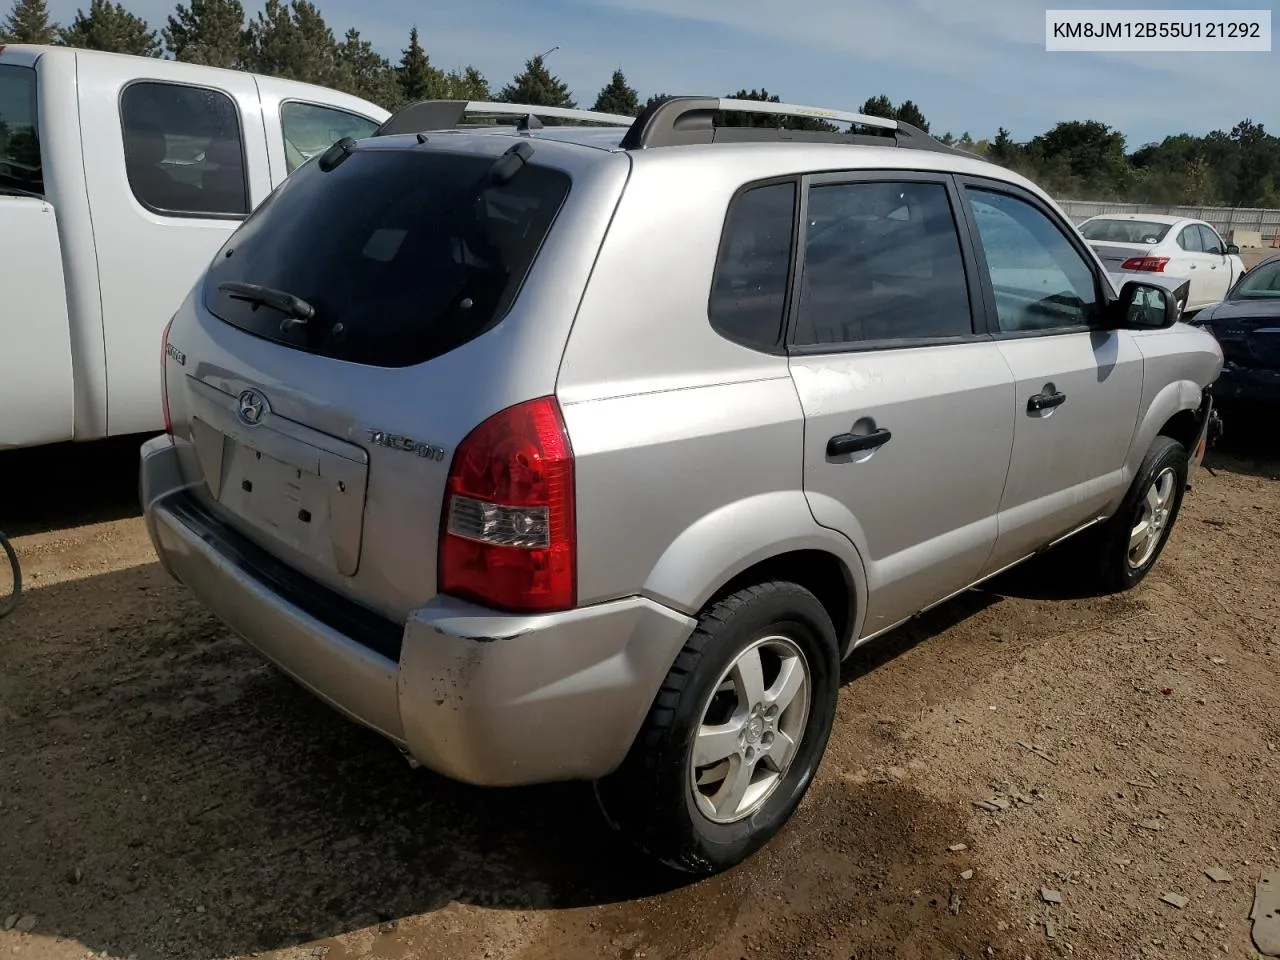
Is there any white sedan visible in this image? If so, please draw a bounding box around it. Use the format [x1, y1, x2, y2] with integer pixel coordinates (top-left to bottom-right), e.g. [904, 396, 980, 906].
[1078, 214, 1247, 312]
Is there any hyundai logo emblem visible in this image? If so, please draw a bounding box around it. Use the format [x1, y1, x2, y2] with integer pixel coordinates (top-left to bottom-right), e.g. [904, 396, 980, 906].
[237, 388, 268, 426]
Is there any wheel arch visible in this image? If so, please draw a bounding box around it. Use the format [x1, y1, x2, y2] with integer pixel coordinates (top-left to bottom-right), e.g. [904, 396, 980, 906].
[641, 490, 868, 657]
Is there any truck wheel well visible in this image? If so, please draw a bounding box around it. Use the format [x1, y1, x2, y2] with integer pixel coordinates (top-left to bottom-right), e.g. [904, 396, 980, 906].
[1158, 409, 1200, 452]
[707, 550, 854, 652]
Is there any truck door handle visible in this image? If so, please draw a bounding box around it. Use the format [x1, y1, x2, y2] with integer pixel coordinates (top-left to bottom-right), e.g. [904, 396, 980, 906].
[1028, 391, 1066, 412]
[827, 428, 892, 457]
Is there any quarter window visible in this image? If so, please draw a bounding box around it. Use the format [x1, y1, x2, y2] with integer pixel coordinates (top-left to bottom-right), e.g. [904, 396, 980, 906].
[792, 180, 972, 346]
[966, 188, 1098, 333]
[280, 101, 380, 174]
[709, 181, 797, 351]
[0, 64, 42, 197]
[120, 81, 248, 218]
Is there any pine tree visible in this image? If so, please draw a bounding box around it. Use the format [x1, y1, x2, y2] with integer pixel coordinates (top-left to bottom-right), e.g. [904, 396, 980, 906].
[894, 98, 929, 132]
[441, 65, 488, 100]
[395, 25, 443, 101]
[988, 126, 1018, 164]
[59, 0, 160, 55]
[337, 27, 399, 107]
[725, 88, 834, 132]
[163, 0, 245, 67]
[858, 94, 894, 119]
[1, 0, 58, 44]
[498, 55, 574, 108]
[591, 68, 638, 116]
[244, 0, 341, 87]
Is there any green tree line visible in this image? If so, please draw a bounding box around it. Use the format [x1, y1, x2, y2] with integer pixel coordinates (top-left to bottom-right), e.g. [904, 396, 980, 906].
[3, 0, 1276, 206]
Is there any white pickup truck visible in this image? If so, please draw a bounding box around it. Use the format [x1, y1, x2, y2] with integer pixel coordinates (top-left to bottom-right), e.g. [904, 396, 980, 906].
[0, 44, 389, 451]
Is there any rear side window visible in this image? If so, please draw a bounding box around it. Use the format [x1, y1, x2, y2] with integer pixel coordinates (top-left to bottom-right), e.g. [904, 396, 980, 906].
[1176, 225, 1204, 252]
[793, 180, 972, 346]
[204, 147, 571, 368]
[280, 101, 380, 174]
[0, 64, 42, 197]
[120, 81, 248, 218]
[709, 181, 797, 351]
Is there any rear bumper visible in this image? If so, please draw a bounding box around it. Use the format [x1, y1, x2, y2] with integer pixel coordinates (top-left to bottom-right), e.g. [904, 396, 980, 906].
[140, 435, 695, 786]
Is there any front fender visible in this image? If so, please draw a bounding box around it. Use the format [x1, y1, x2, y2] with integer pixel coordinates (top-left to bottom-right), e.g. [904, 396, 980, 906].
[1123, 378, 1206, 483]
[641, 489, 869, 653]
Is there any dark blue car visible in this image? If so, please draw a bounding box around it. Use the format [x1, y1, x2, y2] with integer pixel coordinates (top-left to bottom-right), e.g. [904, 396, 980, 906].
[1193, 254, 1280, 407]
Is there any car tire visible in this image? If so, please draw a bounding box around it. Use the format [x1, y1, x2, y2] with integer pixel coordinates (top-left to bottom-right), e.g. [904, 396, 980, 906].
[594, 580, 839, 875]
[1093, 436, 1188, 592]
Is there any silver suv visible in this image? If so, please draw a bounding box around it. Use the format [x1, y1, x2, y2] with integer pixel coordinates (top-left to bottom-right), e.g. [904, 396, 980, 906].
[141, 96, 1223, 874]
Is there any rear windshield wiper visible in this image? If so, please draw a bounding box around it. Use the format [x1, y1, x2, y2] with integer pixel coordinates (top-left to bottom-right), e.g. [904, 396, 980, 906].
[217, 281, 315, 331]
[0, 185, 44, 200]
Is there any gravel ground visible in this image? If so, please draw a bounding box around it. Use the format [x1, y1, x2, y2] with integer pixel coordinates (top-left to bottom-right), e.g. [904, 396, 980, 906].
[0, 411, 1276, 960]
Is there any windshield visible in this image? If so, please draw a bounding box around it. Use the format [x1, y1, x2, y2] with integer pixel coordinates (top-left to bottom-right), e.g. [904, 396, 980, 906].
[1079, 219, 1172, 244]
[1232, 260, 1280, 300]
[204, 146, 571, 367]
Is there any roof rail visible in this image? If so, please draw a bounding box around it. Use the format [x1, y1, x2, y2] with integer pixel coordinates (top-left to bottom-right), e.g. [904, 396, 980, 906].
[375, 99, 636, 137]
[619, 96, 956, 153]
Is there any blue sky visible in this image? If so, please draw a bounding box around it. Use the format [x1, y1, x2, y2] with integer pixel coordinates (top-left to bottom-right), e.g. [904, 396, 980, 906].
[44, 0, 1276, 147]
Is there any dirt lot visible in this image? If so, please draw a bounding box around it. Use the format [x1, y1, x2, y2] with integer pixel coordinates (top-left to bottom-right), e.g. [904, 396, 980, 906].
[1, 415, 1277, 960]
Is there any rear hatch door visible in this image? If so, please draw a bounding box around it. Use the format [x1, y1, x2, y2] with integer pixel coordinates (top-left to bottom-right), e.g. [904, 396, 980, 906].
[164, 138, 589, 621]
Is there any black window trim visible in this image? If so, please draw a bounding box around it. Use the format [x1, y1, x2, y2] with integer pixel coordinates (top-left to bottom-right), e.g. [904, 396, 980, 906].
[0, 62, 44, 198]
[784, 169, 992, 357]
[118, 77, 251, 222]
[954, 173, 1112, 342]
[278, 97, 382, 174]
[705, 173, 802, 356]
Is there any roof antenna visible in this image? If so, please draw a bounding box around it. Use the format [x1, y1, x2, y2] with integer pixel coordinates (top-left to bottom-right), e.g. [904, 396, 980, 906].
[515, 113, 544, 133]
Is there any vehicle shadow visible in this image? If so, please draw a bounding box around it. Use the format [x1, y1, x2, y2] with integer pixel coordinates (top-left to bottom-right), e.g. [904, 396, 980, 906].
[0, 434, 149, 536]
[0, 561, 684, 960]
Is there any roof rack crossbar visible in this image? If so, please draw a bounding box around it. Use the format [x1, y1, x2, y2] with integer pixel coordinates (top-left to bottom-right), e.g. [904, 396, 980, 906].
[618, 96, 958, 153]
[375, 99, 635, 137]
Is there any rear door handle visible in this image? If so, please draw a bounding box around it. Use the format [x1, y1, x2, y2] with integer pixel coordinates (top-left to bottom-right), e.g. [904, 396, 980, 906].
[827, 428, 892, 457]
[1028, 391, 1066, 412]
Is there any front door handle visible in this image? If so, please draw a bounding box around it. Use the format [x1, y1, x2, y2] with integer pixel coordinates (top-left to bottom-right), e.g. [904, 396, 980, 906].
[827, 428, 892, 457]
[1028, 391, 1067, 412]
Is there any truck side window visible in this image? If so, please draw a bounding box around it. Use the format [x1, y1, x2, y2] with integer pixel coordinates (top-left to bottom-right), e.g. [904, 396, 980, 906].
[120, 81, 248, 218]
[0, 64, 42, 197]
[280, 101, 380, 174]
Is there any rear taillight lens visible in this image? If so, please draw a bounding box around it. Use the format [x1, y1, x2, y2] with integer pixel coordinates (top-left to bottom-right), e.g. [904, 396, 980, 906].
[439, 396, 576, 613]
[161, 315, 175, 435]
[1120, 256, 1170, 272]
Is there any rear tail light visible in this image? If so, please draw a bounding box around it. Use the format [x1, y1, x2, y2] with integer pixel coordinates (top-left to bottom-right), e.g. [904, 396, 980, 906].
[1120, 256, 1170, 272]
[439, 396, 576, 613]
[161, 315, 175, 435]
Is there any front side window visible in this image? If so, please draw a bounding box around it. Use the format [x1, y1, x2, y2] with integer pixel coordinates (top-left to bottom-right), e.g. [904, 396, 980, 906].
[792, 179, 972, 346]
[204, 147, 571, 368]
[0, 64, 42, 197]
[1197, 224, 1224, 255]
[966, 187, 1098, 333]
[120, 81, 248, 217]
[1230, 260, 1280, 299]
[709, 181, 797, 351]
[281, 101, 380, 174]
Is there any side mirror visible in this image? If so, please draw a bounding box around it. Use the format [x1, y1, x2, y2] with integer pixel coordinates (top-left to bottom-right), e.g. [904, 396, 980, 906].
[1112, 280, 1180, 329]
[1225, 243, 1240, 255]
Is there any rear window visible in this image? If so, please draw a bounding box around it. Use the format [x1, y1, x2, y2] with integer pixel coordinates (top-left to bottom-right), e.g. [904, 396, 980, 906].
[0, 64, 42, 197]
[1079, 219, 1172, 244]
[204, 147, 571, 367]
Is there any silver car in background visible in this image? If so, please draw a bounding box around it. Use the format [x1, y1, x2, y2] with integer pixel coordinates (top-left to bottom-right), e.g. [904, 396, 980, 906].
[141, 96, 1223, 875]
